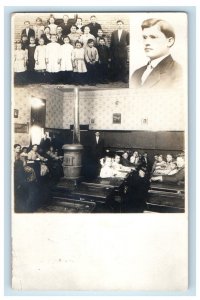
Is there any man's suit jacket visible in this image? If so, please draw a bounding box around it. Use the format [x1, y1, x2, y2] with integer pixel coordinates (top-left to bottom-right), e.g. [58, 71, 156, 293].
[110, 30, 129, 60]
[84, 22, 102, 37]
[92, 137, 104, 159]
[21, 28, 35, 41]
[131, 55, 182, 90]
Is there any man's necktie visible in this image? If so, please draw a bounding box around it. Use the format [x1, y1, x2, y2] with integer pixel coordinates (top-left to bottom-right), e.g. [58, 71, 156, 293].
[141, 62, 153, 85]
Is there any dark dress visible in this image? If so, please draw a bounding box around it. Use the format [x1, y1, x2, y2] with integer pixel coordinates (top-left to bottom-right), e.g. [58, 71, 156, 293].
[126, 170, 150, 212]
[27, 45, 36, 71]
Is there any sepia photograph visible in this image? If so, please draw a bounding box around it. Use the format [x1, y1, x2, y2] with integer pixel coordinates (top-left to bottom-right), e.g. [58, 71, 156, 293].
[12, 12, 130, 88]
[11, 10, 188, 292]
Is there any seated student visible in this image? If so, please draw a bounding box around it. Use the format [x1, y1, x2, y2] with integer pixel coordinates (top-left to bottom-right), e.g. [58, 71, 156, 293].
[28, 144, 49, 179]
[14, 144, 37, 212]
[154, 154, 167, 170]
[153, 154, 176, 175]
[68, 25, 81, 47]
[85, 39, 99, 85]
[129, 151, 140, 167]
[112, 154, 123, 171]
[121, 151, 131, 167]
[96, 29, 109, 47]
[46, 146, 64, 180]
[112, 154, 133, 177]
[151, 154, 185, 184]
[151, 154, 160, 174]
[140, 152, 151, 176]
[131, 18, 182, 90]
[99, 156, 117, 178]
[97, 37, 110, 83]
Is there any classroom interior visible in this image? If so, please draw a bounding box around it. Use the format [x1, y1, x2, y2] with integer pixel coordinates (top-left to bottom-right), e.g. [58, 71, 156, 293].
[13, 85, 185, 213]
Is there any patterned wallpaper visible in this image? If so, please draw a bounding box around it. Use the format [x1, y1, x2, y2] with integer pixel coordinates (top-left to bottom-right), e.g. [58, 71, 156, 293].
[63, 88, 185, 131]
[13, 86, 185, 146]
[13, 86, 63, 146]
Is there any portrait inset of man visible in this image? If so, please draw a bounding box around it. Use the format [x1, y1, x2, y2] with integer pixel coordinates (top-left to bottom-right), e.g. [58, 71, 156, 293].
[130, 15, 186, 90]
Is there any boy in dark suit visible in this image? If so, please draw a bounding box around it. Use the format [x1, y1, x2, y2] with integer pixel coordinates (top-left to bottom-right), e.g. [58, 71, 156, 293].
[110, 20, 129, 83]
[131, 18, 182, 90]
[97, 37, 110, 83]
[21, 21, 35, 42]
[84, 15, 102, 38]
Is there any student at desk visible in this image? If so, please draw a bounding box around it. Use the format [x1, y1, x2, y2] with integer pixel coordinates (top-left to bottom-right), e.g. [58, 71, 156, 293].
[28, 144, 49, 178]
[100, 157, 117, 178]
[151, 154, 185, 184]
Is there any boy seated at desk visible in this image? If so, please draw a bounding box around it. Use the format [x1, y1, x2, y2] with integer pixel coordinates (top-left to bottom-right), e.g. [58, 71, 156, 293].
[100, 156, 116, 178]
[100, 155, 133, 178]
[151, 154, 185, 184]
[152, 154, 176, 175]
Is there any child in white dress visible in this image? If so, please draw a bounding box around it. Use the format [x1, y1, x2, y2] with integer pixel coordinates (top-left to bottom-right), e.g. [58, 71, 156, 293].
[14, 42, 27, 85]
[72, 40, 87, 85]
[34, 37, 46, 83]
[60, 36, 73, 84]
[45, 34, 61, 83]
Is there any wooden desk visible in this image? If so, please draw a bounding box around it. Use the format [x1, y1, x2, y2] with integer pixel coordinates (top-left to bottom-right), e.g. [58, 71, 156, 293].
[147, 182, 185, 213]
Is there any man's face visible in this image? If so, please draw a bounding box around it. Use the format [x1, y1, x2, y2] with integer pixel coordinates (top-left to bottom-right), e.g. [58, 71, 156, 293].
[158, 156, 163, 162]
[91, 17, 96, 24]
[25, 22, 30, 29]
[63, 16, 69, 23]
[117, 22, 123, 30]
[33, 146, 37, 152]
[142, 25, 174, 60]
[36, 19, 42, 25]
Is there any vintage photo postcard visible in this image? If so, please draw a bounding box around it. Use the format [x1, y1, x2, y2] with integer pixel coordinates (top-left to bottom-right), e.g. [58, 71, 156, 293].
[11, 11, 188, 292]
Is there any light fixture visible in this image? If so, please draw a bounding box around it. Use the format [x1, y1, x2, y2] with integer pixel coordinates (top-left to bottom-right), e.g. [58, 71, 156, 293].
[31, 96, 45, 109]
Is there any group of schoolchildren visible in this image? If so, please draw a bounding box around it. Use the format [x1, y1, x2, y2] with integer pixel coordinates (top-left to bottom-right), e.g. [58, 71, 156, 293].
[14, 15, 114, 86]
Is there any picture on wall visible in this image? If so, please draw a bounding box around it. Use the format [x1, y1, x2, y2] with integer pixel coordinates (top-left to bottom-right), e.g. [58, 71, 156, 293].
[112, 113, 121, 124]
